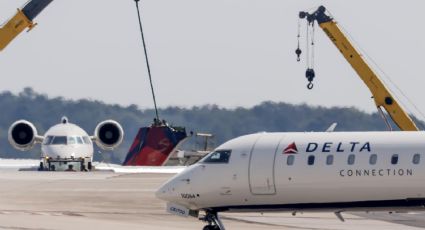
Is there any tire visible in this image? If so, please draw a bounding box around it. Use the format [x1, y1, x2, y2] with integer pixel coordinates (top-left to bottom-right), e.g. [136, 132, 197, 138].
[88, 162, 92, 171]
[203, 225, 218, 230]
[202, 226, 212, 230]
[38, 162, 44, 171]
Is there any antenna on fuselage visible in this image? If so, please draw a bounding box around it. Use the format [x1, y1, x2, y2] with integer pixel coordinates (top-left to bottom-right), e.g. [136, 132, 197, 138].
[61, 116, 68, 124]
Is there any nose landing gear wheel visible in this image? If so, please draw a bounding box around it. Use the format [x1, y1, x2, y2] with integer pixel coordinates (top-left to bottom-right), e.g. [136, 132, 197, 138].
[202, 225, 220, 230]
[200, 211, 225, 230]
[38, 162, 44, 171]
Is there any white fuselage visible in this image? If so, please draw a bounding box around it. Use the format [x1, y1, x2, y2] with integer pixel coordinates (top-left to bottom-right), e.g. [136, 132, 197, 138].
[157, 131, 425, 213]
[41, 123, 94, 160]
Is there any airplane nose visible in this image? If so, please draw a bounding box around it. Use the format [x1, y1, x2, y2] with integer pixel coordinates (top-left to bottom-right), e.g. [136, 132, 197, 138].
[156, 166, 197, 202]
[155, 185, 167, 200]
[155, 180, 175, 202]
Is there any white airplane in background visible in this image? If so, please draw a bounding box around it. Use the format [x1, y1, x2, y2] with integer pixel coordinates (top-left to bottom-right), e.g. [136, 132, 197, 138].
[8, 117, 124, 171]
[156, 130, 425, 230]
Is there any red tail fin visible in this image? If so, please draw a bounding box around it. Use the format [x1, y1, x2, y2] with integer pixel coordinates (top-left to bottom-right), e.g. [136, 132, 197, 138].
[122, 125, 187, 166]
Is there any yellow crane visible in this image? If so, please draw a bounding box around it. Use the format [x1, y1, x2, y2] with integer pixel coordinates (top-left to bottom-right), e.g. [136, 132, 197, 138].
[298, 6, 419, 131]
[0, 0, 53, 51]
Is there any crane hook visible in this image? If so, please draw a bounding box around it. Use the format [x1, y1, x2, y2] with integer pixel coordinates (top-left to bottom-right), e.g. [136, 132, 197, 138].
[305, 68, 315, 90]
[295, 48, 302, 62]
[307, 82, 314, 89]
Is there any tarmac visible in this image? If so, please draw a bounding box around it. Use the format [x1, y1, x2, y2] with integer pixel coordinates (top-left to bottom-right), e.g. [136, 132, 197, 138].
[0, 171, 424, 230]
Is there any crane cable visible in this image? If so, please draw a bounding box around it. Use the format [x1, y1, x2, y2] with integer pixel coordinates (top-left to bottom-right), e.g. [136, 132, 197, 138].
[338, 22, 425, 130]
[295, 18, 302, 61]
[304, 20, 316, 89]
[133, 0, 160, 124]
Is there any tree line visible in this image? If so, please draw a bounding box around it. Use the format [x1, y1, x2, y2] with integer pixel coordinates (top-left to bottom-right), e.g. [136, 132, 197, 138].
[0, 87, 420, 164]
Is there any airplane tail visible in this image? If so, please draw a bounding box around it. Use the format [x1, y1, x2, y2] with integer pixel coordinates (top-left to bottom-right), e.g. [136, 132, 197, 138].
[122, 125, 188, 166]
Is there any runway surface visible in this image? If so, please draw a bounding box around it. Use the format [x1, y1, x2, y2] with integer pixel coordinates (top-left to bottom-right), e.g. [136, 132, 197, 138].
[0, 171, 424, 230]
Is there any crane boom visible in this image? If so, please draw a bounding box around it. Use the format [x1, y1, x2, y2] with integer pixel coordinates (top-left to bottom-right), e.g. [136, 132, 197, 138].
[299, 6, 419, 131]
[0, 0, 53, 51]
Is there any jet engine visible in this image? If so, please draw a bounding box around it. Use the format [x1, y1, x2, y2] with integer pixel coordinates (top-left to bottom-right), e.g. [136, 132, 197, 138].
[93, 120, 124, 151]
[8, 120, 41, 151]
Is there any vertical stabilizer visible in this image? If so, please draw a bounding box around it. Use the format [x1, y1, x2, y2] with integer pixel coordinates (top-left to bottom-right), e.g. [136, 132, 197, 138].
[123, 125, 187, 166]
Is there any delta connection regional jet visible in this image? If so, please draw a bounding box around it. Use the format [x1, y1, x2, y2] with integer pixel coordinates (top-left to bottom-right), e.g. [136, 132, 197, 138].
[157, 130, 425, 230]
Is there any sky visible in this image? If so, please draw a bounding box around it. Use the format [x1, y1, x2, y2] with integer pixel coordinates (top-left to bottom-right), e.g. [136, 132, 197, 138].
[1, 0, 425, 118]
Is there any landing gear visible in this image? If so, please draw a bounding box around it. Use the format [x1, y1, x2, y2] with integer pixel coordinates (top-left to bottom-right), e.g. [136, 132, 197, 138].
[38, 162, 44, 171]
[202, 226, 219, 230]
[200, 211, 225, 230]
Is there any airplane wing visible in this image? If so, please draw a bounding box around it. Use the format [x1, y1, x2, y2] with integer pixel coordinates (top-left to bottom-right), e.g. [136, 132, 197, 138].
[94, 163, 186, 174]
[0, 159, 39, 170]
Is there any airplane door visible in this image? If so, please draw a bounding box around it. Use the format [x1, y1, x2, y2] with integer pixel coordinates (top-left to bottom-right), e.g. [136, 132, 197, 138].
[249, 134, 283, 195]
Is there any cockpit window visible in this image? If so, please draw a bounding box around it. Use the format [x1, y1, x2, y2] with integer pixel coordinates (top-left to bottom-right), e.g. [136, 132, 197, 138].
[44, 136, 86, 145]
[43, 136, 54, 145]
[201, 150, 232, 164]
[76, 136, 84, 144]
[82, 136, 91, 144]
[51, 136, 67, 145]
[68, 136, 76, 145]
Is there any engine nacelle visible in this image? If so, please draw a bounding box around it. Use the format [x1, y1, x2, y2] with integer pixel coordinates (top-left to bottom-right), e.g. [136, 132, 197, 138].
[93, 120, 124, 151]
[8, 120, 40, 151]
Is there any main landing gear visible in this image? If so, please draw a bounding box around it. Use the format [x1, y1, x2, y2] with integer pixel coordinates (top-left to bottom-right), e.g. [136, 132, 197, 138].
[200, 211, 225, 230]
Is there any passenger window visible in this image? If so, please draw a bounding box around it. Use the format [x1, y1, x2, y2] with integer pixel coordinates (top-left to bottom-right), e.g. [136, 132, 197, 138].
[68, 136, 76, 145]
[287, 155, 295, 166]
[413, 154, 421, 165]
[308, 155, 315, 166]
[326, 155, 333, 165]
[369, 154, 377, 165]
[43, 136, 54, 145]
[202, 150, 231, 163]
[348, 154, 355, 165]
[76, 136, 84, 144]
[391, 154, 399, 165]
[51, 136, 67, 145]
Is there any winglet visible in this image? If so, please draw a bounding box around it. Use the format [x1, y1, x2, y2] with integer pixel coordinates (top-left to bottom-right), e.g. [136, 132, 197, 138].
[334, 211, 345, 222]
[326, 123, 338, 132]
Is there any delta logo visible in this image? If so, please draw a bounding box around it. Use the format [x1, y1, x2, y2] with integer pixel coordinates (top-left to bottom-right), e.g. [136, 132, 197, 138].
[283, 142, 298, 154]
[283, 141, 371, 154]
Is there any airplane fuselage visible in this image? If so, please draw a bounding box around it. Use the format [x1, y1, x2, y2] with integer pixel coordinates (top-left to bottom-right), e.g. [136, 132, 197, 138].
[40, 122, 94, 171]
[41, 123, 94, 159]
[157, 131, 425, 213]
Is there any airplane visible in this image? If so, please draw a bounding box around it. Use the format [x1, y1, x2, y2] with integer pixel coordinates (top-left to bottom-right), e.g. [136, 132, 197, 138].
[8, 116, 124, 171]
[156, 130, 425, 230]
